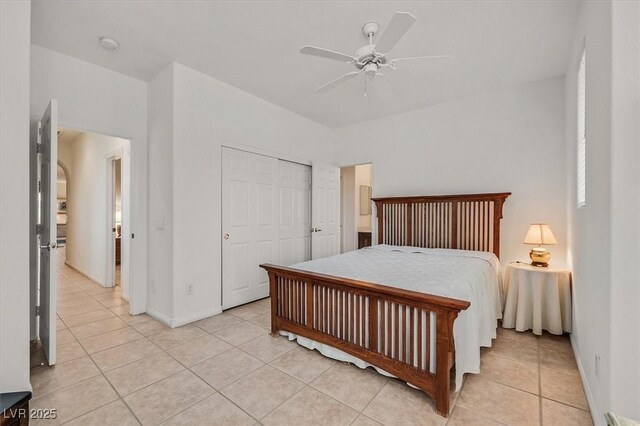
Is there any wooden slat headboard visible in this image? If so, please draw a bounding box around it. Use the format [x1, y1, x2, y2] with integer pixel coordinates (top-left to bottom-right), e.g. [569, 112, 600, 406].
[372, 192, 510, 258]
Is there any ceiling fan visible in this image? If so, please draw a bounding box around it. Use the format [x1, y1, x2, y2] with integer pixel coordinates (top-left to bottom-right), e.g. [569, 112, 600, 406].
[300, 12, 452, 97]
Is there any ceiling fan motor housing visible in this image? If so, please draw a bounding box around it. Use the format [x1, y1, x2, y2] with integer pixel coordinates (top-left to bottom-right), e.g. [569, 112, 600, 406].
[355, 45, 387, 69]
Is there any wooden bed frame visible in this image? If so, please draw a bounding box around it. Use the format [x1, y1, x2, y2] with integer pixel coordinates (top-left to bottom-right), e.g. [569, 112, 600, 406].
[260, 192, 510, 417]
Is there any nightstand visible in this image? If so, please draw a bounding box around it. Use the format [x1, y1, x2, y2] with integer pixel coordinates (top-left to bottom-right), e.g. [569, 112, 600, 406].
[358, 230, 372, 249]
[502, 262, 572, 335]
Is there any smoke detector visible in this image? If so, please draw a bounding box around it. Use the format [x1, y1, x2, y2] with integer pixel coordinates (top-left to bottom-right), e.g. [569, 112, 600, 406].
[99, 37, 119, 51]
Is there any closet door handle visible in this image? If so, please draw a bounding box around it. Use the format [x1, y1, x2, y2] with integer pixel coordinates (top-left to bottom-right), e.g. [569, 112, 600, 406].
[311, 228, 322, 233]
[223, 233, 230, 240]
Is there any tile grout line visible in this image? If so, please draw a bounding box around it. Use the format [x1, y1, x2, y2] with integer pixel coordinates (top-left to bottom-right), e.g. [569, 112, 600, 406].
[89, 337, 164, 375]
[349, 374, 390, 423]
[183, 318, 356, 423]
[90, 321, 209, 424]
[539, 334, 544, 426]
[58, 264, 148, 424]
[171, 326, 279, 422]
[486, 347, 580, 380]
[161, 325, 290, 424]
[30, 354, 104, 399]
[252, 383, 309, 423]
[308, 365, 387, 414]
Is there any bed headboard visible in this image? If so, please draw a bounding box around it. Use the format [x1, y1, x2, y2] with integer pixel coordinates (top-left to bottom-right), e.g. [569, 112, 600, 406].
[372, 192, 510, 258]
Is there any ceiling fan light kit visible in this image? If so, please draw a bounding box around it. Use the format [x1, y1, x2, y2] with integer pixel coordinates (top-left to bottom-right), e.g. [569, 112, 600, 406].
[300, 12, 452, 96]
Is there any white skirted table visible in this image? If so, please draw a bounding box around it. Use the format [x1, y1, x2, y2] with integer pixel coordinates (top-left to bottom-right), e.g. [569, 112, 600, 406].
[502, 263, 572, 335]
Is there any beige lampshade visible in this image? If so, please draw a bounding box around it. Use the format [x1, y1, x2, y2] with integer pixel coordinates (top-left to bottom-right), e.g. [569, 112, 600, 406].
[524, 223, 557, 245]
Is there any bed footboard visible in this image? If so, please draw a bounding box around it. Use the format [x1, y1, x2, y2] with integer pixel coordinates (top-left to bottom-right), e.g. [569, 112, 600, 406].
[259, 263, 470, 417]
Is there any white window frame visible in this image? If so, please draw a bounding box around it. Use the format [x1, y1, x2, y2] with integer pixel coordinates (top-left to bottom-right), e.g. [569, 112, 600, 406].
[577, 47, 586, 208]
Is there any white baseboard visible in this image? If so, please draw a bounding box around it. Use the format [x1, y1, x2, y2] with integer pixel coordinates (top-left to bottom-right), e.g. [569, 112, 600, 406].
[145, 306, 223, 329]
[570, 335, 602, 426]
[145, 307, 173, 327]
[64, 260, 107, 287]
[171, 306, 223, 328]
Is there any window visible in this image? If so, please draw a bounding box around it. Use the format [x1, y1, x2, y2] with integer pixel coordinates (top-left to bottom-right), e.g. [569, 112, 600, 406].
[577, 48, 586, 208]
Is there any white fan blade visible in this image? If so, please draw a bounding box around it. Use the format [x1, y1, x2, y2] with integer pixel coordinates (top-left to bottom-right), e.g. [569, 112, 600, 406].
[370, 74, 393, 101]
[314, 71, 361, 93]
[374, 12, 417, 55]
[300, 46, 356, 63]
[390, 55, 453, 67]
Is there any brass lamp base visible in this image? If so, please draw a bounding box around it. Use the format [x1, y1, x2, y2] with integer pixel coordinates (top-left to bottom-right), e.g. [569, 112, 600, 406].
[530, 247, 551, 267]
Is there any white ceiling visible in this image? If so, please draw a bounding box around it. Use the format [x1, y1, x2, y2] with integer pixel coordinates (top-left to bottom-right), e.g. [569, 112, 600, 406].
[31, 1, 580, 128]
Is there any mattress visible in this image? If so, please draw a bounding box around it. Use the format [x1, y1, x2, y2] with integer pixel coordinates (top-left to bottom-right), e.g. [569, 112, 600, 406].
[281, 244, 503, 391]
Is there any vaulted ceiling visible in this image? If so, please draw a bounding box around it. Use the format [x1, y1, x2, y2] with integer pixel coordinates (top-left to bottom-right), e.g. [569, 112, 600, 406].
[31, 1, 580, 127]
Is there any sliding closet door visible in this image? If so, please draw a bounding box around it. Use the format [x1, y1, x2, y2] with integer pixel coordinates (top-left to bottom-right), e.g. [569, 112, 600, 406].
[222, 148, 278, 309]
[278, 160, 311, 265]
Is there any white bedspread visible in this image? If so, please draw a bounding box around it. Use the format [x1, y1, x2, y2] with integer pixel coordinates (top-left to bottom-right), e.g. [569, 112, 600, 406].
[282, 244, 503, 391]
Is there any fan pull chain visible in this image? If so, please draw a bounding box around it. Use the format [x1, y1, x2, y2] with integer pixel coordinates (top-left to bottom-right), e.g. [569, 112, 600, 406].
[364, 75, 368, 97]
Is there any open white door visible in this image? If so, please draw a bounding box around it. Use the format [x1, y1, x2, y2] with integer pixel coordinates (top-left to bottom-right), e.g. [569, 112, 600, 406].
[311, 162, 340, 259]
[37, 100, 58, 365]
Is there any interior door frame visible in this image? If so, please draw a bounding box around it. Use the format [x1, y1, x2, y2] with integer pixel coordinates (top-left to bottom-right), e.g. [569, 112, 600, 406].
[106, 151, 121, 289]
[105, 145, 131, 300]
[30, 122, 139, 339]
[29, 120, 39, 340]
[339, 162, 374, 253]
[220, 143, 312, 309]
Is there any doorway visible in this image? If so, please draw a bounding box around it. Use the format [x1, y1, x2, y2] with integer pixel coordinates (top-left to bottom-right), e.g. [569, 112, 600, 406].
[30, 101, 137, 367]
[109, 156, 123, 290]
[340, 164, 373, 253]
[56, 127, 131, 299]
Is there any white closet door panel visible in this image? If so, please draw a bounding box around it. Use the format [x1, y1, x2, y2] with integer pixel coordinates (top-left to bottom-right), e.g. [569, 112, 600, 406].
[222, 148, 278, 309]
[223, 150, 313, 309]
[278, 160, 311, 266]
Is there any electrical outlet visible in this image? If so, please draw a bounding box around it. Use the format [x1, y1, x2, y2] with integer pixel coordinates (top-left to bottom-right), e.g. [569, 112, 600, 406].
[186, 285, 193, 295]
[595, 354, 601, 377]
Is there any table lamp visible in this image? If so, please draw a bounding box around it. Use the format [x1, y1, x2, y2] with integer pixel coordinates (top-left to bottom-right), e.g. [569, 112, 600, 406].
[524, 223, 557, 267]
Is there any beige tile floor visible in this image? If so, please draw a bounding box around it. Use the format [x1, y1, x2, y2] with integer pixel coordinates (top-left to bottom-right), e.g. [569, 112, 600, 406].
[30, 252, 594, 425]
[115, 264, 121, 287]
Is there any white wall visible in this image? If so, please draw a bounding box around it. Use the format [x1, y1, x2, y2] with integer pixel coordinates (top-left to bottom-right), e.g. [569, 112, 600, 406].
[565, 1, 640, 421]
[147, 65, 174, 322]
[59, 132, 128, 286]
[115, 159, 122, 212]
[31, 45, 148, 314]
[0, 0, 31, 394]
[146, 62, 335, 326]
[335, 77, 567, 265]
[608, 2, 640, 417]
